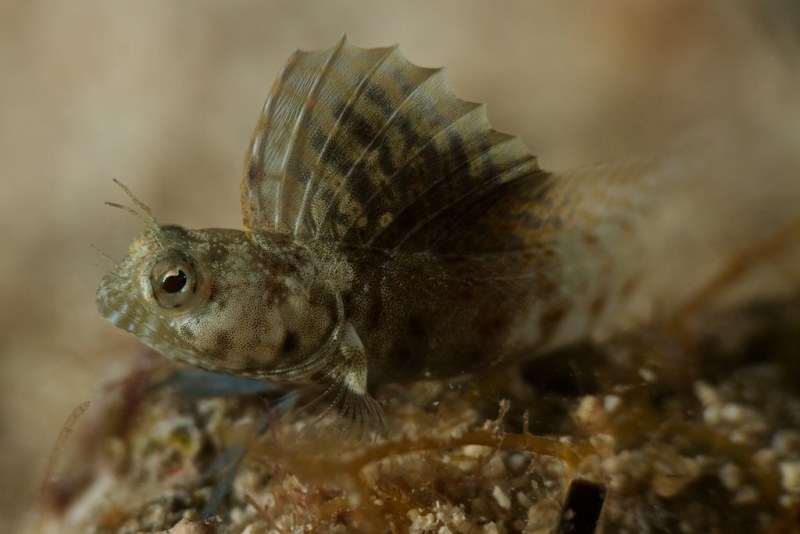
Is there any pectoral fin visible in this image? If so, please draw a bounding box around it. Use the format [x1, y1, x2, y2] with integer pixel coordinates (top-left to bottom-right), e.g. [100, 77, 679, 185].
[303, 322, 385, 436]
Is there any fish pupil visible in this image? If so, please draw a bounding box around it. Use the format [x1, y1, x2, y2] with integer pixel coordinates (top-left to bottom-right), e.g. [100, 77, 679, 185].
[162, 270, 188, 294]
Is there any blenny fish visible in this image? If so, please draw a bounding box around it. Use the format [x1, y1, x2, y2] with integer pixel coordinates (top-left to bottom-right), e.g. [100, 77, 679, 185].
[96, 37, 792, 427]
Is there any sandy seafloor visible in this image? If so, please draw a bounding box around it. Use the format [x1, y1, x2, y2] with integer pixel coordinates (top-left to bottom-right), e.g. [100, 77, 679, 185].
[31, 295, 800, 532]
[2, 1, 800, 532]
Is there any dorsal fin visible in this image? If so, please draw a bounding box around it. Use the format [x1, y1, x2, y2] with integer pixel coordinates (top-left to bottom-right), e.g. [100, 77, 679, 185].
[241, 37, 548, 254]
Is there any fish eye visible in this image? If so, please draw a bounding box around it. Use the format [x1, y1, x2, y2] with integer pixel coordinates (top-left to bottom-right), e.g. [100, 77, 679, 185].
[150, 257, 198, 309]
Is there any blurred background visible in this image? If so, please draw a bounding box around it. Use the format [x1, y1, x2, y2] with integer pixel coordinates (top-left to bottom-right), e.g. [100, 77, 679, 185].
[1, 1, 798, 530]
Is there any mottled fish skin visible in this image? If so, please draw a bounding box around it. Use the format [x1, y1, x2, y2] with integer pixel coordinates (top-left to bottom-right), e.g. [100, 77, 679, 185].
[97, 38, 674, 425]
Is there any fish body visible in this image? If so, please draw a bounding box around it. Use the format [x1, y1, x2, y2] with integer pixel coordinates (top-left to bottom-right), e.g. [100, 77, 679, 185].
[97, 38, 794, 425]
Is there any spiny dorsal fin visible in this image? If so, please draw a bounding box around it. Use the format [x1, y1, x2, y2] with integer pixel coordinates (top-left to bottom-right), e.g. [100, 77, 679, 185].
[242, 37, 547, 254]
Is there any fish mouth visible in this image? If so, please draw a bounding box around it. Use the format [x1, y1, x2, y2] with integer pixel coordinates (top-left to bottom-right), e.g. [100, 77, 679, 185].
[95, 279, 169, 357]
[96, 279, 132, 330]
[95, 271, 150, 334]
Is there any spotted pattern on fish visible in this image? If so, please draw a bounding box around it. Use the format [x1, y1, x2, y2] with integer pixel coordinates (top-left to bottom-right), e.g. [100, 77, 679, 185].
[97, 38, 688, 427]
